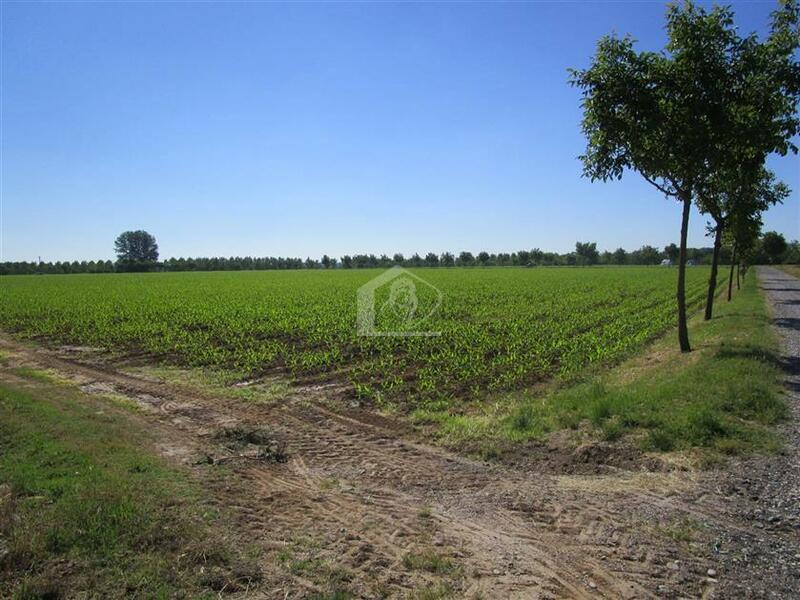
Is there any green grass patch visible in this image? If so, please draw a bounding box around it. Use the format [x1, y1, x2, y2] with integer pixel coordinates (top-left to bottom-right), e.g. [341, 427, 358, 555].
[778, 265, 800, 279]
[0, 378, 260, 598]
[9, 366, 59, 384]
[275, 535, 354, 597]
[421, 272, 786, 458]
[125, 364, 290, 405]
[652, 517, 704, 544]
[402, 551, 458, 575]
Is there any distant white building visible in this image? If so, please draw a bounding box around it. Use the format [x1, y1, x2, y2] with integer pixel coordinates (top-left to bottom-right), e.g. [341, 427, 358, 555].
[660, 259, 673, 266]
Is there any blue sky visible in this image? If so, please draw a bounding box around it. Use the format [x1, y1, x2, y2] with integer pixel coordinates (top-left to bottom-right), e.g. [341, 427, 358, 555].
[2, 1, 797, 262]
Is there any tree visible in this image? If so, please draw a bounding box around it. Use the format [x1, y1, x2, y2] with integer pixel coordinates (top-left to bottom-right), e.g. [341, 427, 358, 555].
[785, 240, 800, 264]
[612, 248, 627, 265]
[458, 251, 475, 266]
[688, 1, 799, 319]
[424, 252, 440, 267]
[575, 241, 599, 266]
[703, 168, 789, 315]
[725, 210, 763, 300]
[440, 252, 455, 267]
[114, 230, 159, 269]
[631, 245, 661, 265]
[570, 1, 797, 352]
[408, 253, 423, 267]
[763, 231, 788, 263]
[664, 244, 679, 263]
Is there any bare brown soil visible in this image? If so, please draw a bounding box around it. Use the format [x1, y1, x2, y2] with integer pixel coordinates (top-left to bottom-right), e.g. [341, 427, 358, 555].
[0, 331, 789, 599]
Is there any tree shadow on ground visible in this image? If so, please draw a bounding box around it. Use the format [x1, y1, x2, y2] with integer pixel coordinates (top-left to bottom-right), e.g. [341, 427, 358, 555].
[715, 347, 800, 377]
[773, 317, 800, 333]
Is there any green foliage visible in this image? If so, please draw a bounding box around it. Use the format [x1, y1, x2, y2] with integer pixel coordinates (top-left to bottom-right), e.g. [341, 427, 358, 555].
[0, 267, 711, 406]
[114, 230, 159, 263]
[571, 0, 800, 349]
[402, 551, 457, 575]
[501, 275, 785, 455]
[575, 241, 599, 265]
[0, 380, 256, 597]
[763, 231, 789, 263]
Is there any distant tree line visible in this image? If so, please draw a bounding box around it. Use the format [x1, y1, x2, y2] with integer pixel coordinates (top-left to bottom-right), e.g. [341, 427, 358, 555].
[3, 234, 796, 275]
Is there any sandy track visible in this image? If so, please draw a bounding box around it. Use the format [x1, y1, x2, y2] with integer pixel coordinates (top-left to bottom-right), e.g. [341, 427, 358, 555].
[0, 335, 724, 599]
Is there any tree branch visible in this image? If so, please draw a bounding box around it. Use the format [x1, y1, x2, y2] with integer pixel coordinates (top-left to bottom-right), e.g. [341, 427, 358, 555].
[641, 174, 675, 197]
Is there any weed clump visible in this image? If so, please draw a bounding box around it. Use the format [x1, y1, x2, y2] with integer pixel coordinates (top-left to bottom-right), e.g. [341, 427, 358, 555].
[213, 425, 287, 462]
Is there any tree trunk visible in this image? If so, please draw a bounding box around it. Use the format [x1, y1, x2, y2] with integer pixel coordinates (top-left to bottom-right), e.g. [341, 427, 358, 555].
[736, 261, 741, 290]
[677, 194, 692, 353]
[727, 246, 736, 302]
[704, 223, 724, 320]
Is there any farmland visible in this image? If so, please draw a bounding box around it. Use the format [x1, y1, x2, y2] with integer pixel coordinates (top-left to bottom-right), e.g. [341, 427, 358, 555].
[0, 266, 712, 405]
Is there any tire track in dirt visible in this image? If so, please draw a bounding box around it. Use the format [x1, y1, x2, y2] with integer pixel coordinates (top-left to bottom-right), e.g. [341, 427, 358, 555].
[0, 335, 719, 598]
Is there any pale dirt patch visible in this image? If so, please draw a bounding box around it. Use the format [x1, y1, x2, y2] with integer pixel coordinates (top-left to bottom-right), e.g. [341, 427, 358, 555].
[556, 471, 695, 495]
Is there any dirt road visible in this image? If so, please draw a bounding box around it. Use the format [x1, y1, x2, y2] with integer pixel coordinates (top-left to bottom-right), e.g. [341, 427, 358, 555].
[3, 270, 800, 598]
[709, 267, 800, 599]
[0, 339, 711, 598]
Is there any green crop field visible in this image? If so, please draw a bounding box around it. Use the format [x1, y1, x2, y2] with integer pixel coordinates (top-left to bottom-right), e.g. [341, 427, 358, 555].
[0, 267, 711, 405]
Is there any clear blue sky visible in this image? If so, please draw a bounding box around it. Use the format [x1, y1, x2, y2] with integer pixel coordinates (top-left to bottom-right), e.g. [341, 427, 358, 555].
[2, 1, 797, 262]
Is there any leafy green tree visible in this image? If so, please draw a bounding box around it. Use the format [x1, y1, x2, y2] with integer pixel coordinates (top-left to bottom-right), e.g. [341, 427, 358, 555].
[763, 231, 788, 263]
[114, 230, 158, 263]
[575, 241, 599, 266]
[725, 210, 763, 300]
[785, 240, 800, 264]
[458, 251, 475, 266]
[664, 244, 679, 263]
[570, 0, 799, 351]
[690, 1, 798, 318]
[408, 253, 423, 267]
[637, 245, 662, 265]
[612, 248, 627, 265]
[701, 168, 789, 316]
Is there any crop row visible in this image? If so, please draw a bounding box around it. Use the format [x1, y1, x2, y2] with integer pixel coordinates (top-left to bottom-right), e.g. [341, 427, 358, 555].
[0, 267, 711, 405]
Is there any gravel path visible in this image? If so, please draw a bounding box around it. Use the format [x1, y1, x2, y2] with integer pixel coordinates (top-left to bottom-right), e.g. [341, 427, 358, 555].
[715, 267, 800, 598]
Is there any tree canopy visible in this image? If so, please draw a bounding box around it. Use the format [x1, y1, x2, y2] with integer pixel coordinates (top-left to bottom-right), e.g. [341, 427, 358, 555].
[114, 230, 159, 263]
[571, 0, 800, 351]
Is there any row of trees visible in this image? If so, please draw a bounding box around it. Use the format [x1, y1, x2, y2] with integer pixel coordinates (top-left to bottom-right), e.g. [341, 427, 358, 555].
[2, 233, 795, 276]
[572, 0, 800, 351]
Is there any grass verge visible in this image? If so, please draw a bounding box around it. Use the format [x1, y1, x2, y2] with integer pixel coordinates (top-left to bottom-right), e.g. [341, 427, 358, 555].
[777, 264, 800, 279]
[413, 271, 786, 459]
[0, 375, 260, 598]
